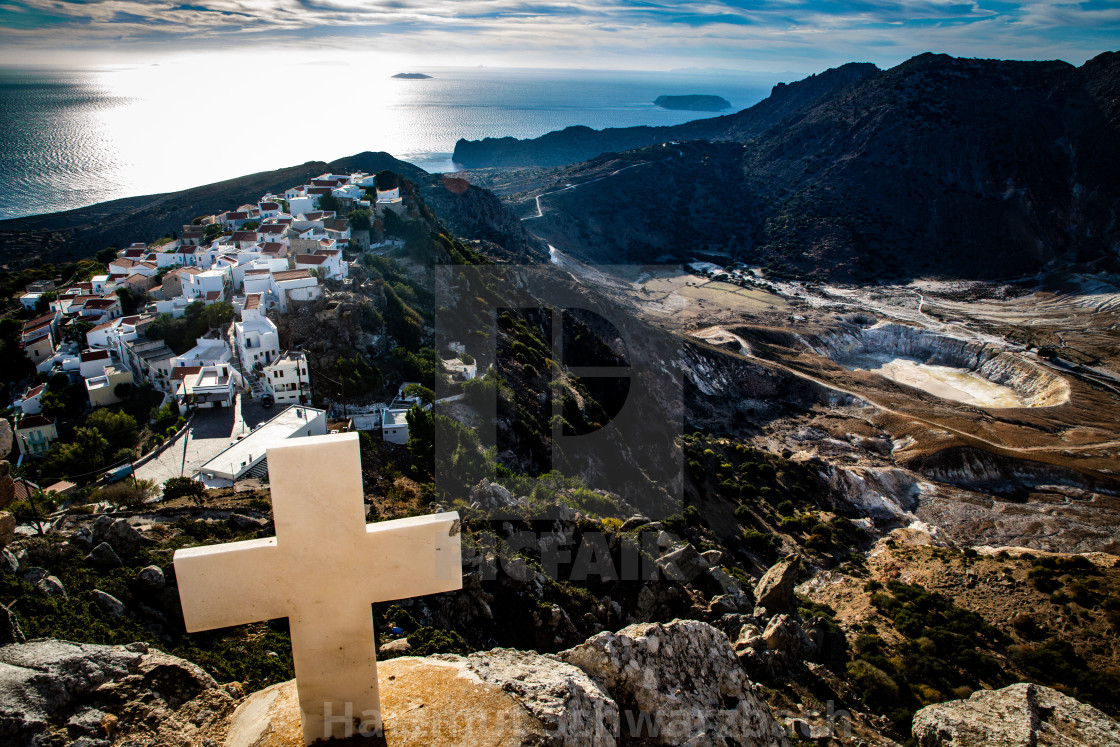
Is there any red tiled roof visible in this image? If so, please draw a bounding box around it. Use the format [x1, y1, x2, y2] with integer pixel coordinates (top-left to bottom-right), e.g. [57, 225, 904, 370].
[232, 231, 258, 242]
[44, 481, 75, 494]
[307, 188, 331, 196]
[295, 254, 329, 265]
[25, 383, 46, 398]
[26, 312, 57, 327]
[84, 299, 119, 309]
[89, 320, 116, 332]
[14, 478, 39, 501]
[205, 291, 221, 300]
[244, 294, 262, 309]
[23, 318, 53, 334]
[261, 242, 286, 254]
[17, 414, 54, 430]
[225, 211, 248, 220]
[260, 202, 280, 210]
[81, 349, 110, 362]
[259, 224, 285, 234]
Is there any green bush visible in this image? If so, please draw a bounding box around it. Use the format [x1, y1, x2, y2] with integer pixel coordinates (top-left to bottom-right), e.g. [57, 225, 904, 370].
[741, 529, 778, 560]
[848, 660, 899, 707]
[162, 477, 207, 504]
[94, 479, 159, 509]
[407, 627, 472, 656]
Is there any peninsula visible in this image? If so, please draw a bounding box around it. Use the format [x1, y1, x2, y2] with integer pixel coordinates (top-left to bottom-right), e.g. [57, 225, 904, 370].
[392, 72, 432, 79]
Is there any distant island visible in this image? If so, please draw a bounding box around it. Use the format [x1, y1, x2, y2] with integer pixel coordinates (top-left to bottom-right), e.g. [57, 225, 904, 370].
[392, 73, 432, 79]
[654, 94, 731, 111]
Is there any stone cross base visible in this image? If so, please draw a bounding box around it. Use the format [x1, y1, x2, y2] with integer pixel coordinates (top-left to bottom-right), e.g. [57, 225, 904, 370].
[225, 657, 547, 747]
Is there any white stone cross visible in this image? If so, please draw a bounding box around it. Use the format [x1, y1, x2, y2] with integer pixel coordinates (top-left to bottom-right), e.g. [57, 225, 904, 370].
[174, 432, 462, 744]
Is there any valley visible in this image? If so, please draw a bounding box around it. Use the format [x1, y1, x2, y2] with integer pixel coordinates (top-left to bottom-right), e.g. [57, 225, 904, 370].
[545, 248, 1120, 555]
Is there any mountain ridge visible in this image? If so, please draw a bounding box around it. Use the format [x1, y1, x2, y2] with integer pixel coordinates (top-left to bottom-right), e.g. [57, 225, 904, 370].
[451, 62, 880, 168]
[514, 51, 1120, 280]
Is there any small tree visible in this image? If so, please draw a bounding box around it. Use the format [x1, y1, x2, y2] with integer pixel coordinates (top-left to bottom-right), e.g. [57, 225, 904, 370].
[402, 383, 435, 406]
[162, 476, 208, 505]
[95, 478, 159, 509]
[347, 208, 373, 232]
[63, 320, 95, 346]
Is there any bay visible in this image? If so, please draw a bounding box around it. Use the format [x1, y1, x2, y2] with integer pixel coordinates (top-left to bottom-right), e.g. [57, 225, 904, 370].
[0, 63, 774, 220]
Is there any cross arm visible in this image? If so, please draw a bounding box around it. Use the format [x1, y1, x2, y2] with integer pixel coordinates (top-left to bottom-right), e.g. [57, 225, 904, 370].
[174, 537, 287, 632]
[358, 511, 463, 604]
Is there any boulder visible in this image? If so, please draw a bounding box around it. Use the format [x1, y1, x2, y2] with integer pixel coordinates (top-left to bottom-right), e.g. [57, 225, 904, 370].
[754, 554, 801, 616]
[135, 564, 166, 590]
[656, 542, 709, 582]
[0, 511, 15, 548]
[378, 637, 412, 655]
[708, 593, 744, 615]
[92, 517, 145, 557]
[762, 614, 809, 657]
[470, 479, 517, 511]
[0, 639, 236, 746]
[87, 542, 122, 570]
[226, 648, 616, 746]
[700, 549, 724, 567]
[69, 526, 94, 552]
[21, 566, 49, 585]
[92, 589, 126, 617]
[36, 575, 67, 599]
[0, 547, 17, 575]
[560, 619, 790, 746]
[912, 682, 1120, 747]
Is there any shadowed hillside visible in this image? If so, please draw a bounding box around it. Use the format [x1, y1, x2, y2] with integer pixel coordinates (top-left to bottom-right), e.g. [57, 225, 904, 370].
[519, 52, 1120, 280]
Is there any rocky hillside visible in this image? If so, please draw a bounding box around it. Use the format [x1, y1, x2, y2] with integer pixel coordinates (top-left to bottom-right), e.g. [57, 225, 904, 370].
[0, 151, 544, 268]
[510, 52, 1120, 280]
[3, 627, 1118, 745]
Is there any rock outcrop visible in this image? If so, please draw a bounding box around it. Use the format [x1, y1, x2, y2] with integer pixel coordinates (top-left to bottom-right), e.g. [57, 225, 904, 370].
[220, 619, 789, 746]
[912, 682, 1120, 747]
[754, 554, 801, 616]
[0, 639, 238, 747]
[226, 648, 616, 746]
[560, 619, 790, 746]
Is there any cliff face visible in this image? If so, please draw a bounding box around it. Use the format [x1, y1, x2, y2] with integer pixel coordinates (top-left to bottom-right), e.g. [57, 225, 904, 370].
[518, 53, 1120, 280]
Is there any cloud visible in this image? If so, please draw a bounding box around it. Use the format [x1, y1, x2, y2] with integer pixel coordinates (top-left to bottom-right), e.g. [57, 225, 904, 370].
[0, 0, 1114, 69]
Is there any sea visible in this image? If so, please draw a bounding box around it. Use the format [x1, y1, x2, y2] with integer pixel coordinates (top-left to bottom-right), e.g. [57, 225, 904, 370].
[0, 64, 776, 221]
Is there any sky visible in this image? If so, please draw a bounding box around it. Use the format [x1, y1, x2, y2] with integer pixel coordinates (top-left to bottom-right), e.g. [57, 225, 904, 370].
[0, 0, 1116, 73]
